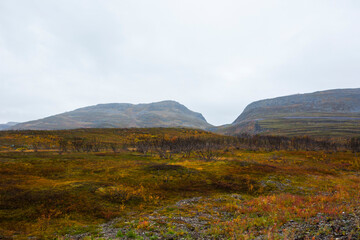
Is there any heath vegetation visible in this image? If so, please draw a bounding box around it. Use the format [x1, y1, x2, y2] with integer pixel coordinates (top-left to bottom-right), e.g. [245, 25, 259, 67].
[0, 128, 359, 239]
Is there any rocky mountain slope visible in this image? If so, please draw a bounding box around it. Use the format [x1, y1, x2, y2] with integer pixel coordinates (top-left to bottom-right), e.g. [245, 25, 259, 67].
[217, 88, 360, 136]
[10, 101, 212, 130]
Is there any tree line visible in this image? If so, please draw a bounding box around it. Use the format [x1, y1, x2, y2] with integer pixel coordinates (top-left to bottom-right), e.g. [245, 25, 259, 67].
[10, 133, 360, 157]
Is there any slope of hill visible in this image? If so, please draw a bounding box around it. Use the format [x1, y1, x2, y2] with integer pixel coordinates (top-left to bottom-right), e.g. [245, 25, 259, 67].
[0, 122, 19, 131]
[217, 88, 360, 136]
[10, 101, 212, 130]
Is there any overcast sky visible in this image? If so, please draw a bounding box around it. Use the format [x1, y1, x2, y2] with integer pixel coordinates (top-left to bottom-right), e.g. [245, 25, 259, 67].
[0, 0, 359, 125]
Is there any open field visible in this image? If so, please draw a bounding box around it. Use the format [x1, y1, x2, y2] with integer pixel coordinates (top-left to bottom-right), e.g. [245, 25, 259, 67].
[0, 128, 214, 152]
[0, 129, 360, 239]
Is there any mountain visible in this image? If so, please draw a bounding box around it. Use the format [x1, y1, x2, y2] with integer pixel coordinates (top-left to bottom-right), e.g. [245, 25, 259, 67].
[0, 122, 19, 130]
[10, 101, 212, 130]
[7, 89, 360, 136]
[217, 88, 360, 136]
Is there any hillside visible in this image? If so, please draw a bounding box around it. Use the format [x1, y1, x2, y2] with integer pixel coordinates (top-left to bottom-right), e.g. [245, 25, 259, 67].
[10, 101, 212, 130]
[218, 88, 360, 136]
[0, 122, 19, 131]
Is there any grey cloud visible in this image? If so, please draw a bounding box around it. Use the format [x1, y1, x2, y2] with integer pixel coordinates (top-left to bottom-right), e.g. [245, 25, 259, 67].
[0, 0, 359, 125]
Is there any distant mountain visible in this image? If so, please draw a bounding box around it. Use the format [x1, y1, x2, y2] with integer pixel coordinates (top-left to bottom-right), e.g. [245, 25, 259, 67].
[7, 89, 360, 136]
[217, 88, 360, 136]
[10, 101, 212, 130]
[0, 122, 19, 130]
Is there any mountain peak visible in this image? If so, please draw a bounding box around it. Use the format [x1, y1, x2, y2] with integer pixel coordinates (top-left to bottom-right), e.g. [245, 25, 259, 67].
[11, 101, 212, 130]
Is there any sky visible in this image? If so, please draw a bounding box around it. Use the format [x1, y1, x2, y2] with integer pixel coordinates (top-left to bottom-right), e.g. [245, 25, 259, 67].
[0, 0, 359, 126]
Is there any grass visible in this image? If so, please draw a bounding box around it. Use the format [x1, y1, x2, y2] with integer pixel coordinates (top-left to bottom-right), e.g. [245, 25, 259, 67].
[0, 128, 215, 152]
[0, 129, 359, 239]
[258, 118, 360, 137]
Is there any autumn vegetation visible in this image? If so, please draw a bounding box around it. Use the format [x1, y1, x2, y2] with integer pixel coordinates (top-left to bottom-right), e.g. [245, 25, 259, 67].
[0, 128, 359, 239]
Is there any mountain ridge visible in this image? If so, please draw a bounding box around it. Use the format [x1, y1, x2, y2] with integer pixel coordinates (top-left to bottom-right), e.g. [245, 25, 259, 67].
[218, 88, 360, 136]
[10, 100, 212, 130]
[234, 88, 360, 123]
[6, 88, 360, 136]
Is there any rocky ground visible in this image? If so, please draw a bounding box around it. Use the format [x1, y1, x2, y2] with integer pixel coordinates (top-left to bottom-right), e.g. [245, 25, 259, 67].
[67, 195, 360, 240]
[277, 211, 360, 240]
